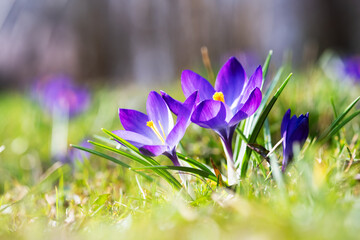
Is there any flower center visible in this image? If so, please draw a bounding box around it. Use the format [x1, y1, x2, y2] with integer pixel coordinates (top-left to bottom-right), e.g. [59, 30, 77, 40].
[146, 120, 166, 144]
[213, 92, 225, 103]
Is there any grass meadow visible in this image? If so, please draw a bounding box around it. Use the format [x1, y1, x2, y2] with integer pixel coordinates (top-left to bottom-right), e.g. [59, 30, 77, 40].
[0, 52, 360, 240]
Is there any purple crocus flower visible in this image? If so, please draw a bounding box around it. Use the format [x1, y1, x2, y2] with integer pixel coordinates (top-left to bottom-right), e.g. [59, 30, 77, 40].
[162, 57, 262, 184]
[34, 74, 90, 117]
[343, 56, 360, 82]
[281, 109, 309, 172]
[113, 91, 198, 166]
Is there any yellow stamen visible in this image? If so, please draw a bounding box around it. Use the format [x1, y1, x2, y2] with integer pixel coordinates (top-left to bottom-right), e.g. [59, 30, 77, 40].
[213, 92, 225, 103]
[146, 120, 165, 144]
[158, 120, 166, 139]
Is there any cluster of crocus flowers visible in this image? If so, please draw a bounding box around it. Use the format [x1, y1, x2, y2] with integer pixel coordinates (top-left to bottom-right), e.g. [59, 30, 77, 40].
[114, 91, 198, 166]
[162, 57, 263, 184]
[114, 56, 310, 186]
[281, 109, 309, 172]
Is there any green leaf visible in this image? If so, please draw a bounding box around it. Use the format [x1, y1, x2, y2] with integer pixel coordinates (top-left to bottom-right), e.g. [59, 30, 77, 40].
[330, 98, 338, 119]
[251, 67, 285, 132]
[269, 154, 285, 190]
[262, 50, 273, 82]
[234, 54, 278, 167]
[94, 134, 119, 147]
[240, 73, 293, 178]
[177, 153, 215, 176]
[71, 144, 153, 181]
[319, 96, 360, 141]
[88, 140, 151, 167]
[323, 110, 360, 142]
[101, 128, 182, 190]
[132, 166, 218, 182]
[234, 68, 284, 164]
[235, 128, 249, 143]
[264, 118, 273, 151]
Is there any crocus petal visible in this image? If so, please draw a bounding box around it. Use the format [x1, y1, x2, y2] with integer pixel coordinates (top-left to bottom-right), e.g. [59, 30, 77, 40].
[146, 91, 174, 135]
[215, 57, 246, 106]
[181, 70, 215, 101]
[229, 88, 262, 126]
[281, 109, 291, 137]
[285, 115, 300, 142]
[282, 119, 308, 172]
[191, 100, 228, 130]
[282, 115, 298, 157]
[281, 148, 292, 172]
[165, 120, 188, 149]
[281, 111, 309, 172]
[119, 109, 158, 141]
[288, 115, 309, 144]
[228, 110, 248, 127]
[177, 90, 198, 123]
[160, 90, 183, 116]
[113, 130, 158, 147]
[239, 65, 262, 105]
[166, 91, 198, 148]
[139, 144, 168, 157]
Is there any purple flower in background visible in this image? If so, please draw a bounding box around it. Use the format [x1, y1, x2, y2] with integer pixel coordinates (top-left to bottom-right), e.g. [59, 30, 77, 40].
[114, 91, 198, 166]
[343, 56, 360, 81]
[162, 57, 262, 184]
[34, 74, 90, 117]
[281, 109, 309, 172]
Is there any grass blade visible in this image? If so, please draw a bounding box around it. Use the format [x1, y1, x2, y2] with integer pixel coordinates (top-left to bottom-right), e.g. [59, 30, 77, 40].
[269, 154, 285, 190]
[93, 134, 120, 147]
[240, 73, 293, 178]
[251, 67, 285, 132]
[102, 128, 182, 190]
[89, 140, 216, 187]
[262, 50, 273, 82]
[264, 119, 273, 151]
[132, 166, 218, 182]
[234, 59, 281, 165]
[319, 96, 360, 141]
[234, 68, 284, 165]
[330, 98, 338, 119]
[88, 140, 151, 167]
[177, 153, 215, 176]
[235, 128, 249, 143]
[324, 110, 360, 142]
[71, 144, 153, 181]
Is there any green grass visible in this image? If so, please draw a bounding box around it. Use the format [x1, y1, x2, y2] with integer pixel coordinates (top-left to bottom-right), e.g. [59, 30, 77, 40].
[0, 58, 360, 239]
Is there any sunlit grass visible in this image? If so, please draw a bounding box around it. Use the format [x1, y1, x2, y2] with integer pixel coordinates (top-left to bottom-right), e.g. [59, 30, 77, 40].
[0, 58, 360, 239]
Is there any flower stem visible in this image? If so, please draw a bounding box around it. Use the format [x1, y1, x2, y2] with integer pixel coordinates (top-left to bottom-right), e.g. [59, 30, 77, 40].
[164, 148, 181, 166]
[164, 149, 191, 192]
[220, 137, 238, 186]
[51, 106, 69, 162]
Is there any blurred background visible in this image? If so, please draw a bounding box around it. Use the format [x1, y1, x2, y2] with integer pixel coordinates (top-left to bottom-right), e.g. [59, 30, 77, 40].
[0, 0, 359, 88]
